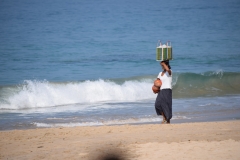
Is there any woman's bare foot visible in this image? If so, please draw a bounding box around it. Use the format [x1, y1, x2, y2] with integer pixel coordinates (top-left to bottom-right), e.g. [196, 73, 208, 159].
[161, 112, 167, 124]
[161, 119, 167, 124]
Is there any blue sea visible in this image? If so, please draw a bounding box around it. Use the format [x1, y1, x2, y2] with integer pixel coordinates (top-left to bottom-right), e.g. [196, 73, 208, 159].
[1, 0, 240, 130]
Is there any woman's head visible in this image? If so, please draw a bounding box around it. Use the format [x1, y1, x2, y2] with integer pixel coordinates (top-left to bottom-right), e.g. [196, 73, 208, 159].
[160, 60, 171, 70]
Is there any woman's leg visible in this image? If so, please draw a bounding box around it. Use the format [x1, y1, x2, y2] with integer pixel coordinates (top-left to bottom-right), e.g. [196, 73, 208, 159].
[161, 112, 171, 124]
[161, 89, 172, 124]
[161, 112, 167, 124]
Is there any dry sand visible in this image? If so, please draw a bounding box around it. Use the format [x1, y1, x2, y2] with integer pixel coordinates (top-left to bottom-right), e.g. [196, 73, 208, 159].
[1, 120, 240, 160]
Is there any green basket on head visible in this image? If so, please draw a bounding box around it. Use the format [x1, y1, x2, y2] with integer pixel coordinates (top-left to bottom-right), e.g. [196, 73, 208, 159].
[156, 41, 173, 61]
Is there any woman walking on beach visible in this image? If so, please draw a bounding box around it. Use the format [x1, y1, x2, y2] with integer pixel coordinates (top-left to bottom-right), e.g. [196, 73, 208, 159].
[155, 60, 172, 124]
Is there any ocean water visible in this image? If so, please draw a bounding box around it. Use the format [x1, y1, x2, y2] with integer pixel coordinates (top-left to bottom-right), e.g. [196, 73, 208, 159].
[0, 0, 240, 130]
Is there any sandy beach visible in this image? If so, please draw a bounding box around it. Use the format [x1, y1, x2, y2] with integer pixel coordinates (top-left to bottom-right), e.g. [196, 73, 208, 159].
[1, 120, 240, 160]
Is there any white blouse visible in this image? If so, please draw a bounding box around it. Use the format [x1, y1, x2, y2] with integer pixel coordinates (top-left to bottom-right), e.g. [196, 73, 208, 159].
[157, 70, 172, 90]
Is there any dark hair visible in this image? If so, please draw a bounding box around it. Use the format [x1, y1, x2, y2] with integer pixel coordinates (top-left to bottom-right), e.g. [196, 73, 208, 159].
[161, 60, 171, 69]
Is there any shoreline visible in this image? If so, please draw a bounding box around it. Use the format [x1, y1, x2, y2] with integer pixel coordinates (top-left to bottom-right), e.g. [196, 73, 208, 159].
[1, 118, 238, 132]
[1, 120, 240, 160]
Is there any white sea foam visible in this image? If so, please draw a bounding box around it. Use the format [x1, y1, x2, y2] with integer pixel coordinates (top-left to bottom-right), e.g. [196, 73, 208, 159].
[33, 116, 190, 128]
[0, 79, 156, 110]
[1, 70, 237, 111]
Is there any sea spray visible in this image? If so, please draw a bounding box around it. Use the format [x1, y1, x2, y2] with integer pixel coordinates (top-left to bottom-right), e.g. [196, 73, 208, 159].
[0, 79, 155, 110]
[1, 71, 240, 110]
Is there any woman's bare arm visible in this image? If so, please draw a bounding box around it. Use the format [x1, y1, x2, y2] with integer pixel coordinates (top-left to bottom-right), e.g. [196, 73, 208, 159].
[161, 63, 172, 75]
